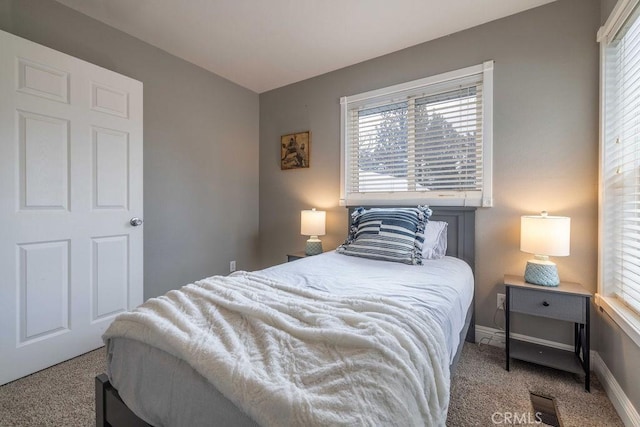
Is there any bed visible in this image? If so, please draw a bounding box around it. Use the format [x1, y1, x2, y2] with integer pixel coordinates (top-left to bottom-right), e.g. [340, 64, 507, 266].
[96, 207, 475, 427]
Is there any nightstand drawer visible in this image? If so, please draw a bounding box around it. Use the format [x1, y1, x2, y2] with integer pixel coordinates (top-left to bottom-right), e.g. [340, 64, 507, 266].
[509, 287, 586, 323]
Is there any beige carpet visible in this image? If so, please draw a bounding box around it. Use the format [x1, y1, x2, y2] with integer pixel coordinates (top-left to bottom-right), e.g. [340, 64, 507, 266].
[448, 344, 623, 426]
[0, 348, 105, 427]
[0, 343, 623, 426]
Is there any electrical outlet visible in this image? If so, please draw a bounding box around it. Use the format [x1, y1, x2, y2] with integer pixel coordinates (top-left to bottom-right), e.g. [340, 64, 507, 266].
[229, 260, 236, 272]
[497, 293, 506, 310]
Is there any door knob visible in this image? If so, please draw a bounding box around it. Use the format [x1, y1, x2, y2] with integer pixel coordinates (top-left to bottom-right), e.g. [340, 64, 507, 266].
[130, 217, 143, 227]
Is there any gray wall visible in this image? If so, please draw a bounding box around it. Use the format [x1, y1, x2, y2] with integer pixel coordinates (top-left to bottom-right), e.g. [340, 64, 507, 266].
[0, 0, 260, 299]
[595, 310, 640, 413]
[259, 0, 599, 343]
[259, 0, 640, 411]
[601, 0, 618, 23]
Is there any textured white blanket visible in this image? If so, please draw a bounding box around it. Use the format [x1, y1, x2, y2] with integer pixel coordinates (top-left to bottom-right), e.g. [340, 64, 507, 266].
[103, 272, 450, 426]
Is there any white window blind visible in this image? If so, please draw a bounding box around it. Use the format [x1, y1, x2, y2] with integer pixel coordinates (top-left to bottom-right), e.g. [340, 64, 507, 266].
[601, 1, 640, 316]
[340, 61, 493, 207]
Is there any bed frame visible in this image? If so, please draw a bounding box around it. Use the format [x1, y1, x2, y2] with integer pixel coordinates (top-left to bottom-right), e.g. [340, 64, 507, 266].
[96, 206, 476, 427]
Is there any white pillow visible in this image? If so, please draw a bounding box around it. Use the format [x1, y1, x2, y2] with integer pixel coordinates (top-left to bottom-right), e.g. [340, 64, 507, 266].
[422, 221, 448, 260]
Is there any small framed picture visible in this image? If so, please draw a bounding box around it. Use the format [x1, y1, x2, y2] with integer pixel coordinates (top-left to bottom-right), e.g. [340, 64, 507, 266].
[281, 131, 310, 170]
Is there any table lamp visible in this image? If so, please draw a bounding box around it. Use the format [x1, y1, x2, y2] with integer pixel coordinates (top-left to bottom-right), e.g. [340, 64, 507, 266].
[520, 211, 570, 286]
[301, 208, 326, 255]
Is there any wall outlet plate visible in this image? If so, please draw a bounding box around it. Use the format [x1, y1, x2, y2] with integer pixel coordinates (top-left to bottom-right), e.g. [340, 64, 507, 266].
[230, 260, 236, 272]
[497, 293, 506, 310]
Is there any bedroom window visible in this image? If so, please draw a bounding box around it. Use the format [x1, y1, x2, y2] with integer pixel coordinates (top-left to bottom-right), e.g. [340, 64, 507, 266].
[599, 0, 640, 347]
[340, 61, 494, 207]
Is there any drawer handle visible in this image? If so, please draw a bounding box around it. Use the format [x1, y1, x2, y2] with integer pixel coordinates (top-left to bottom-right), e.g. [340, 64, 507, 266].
[542, 301, 550, 307]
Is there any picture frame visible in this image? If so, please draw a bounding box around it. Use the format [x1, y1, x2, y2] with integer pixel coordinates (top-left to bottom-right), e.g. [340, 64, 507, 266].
[281, 131, 310, 170]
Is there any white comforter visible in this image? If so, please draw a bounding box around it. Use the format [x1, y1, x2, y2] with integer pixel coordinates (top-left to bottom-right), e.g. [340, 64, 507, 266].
[103, 271, 450, 426]
[260, 252, 474, 364]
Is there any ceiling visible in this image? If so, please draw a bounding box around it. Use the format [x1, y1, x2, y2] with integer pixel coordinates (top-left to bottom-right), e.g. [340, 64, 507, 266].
[55, 0, 555, 93]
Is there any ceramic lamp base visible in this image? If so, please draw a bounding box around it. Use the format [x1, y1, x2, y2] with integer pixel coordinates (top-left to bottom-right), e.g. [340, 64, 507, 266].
[305, 237, 323, 256]
[524, 260, 560, 287]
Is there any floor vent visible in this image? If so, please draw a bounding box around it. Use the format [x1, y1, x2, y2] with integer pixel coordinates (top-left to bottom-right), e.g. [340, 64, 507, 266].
[530, 392, 561, 427]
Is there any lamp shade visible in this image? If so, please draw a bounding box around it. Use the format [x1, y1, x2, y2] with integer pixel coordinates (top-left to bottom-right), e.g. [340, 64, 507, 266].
[520, 212, 570, 256]
[301, 209, 326, 236]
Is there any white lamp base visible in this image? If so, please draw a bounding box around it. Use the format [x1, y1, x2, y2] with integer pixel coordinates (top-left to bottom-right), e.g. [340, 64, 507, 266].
[305, 236, 323, 256]
[524, 257, 559, 287]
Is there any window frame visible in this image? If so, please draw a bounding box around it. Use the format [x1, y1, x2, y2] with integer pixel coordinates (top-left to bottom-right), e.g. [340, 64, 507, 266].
[597, 0, 640, 349]
[339, 61, 494, 207]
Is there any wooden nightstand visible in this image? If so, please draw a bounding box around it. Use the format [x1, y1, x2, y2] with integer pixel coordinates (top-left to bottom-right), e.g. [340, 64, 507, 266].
[286, 251, 308, 262]
[504, 274, 592, 391]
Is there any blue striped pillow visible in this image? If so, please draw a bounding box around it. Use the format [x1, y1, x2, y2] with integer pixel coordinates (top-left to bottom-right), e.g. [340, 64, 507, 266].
[337, 206, 431, 265]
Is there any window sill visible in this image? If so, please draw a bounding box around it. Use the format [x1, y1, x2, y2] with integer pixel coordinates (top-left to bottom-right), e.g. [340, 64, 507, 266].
[595, 294, 640, 349]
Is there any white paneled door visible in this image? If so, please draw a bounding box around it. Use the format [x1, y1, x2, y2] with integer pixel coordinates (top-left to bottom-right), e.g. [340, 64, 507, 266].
[0, 30, 143, 385]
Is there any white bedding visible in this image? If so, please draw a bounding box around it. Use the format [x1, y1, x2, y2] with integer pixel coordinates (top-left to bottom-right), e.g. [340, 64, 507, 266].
[104, 252, 474, 426]
[104, 270, 452, 426]
[259, 251, 474, 364]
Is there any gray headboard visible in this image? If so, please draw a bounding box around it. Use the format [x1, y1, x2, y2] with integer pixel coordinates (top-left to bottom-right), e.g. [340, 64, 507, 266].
[346, 206, 476, 273]
[428, 207, 476, 274]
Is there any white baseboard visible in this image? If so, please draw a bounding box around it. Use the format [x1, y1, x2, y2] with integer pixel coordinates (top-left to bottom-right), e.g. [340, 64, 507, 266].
[591, 352, 640, 427]
[476, 325, 595, 357]
[475, 325, 506, 347]
[475, 325, 640, 427]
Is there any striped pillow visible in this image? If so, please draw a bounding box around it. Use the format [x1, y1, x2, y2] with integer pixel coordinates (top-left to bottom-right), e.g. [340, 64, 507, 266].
[337, 206, 431, 265]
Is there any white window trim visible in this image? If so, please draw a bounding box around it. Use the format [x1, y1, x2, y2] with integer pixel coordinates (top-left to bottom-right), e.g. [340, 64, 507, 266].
[339, 61, 494, 207]
[597, 0, 640, 348]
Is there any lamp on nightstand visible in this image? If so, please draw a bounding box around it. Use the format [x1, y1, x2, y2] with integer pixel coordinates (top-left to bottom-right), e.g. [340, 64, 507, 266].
[520, 211, 570, 287]
[301, 208, 326, 256]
